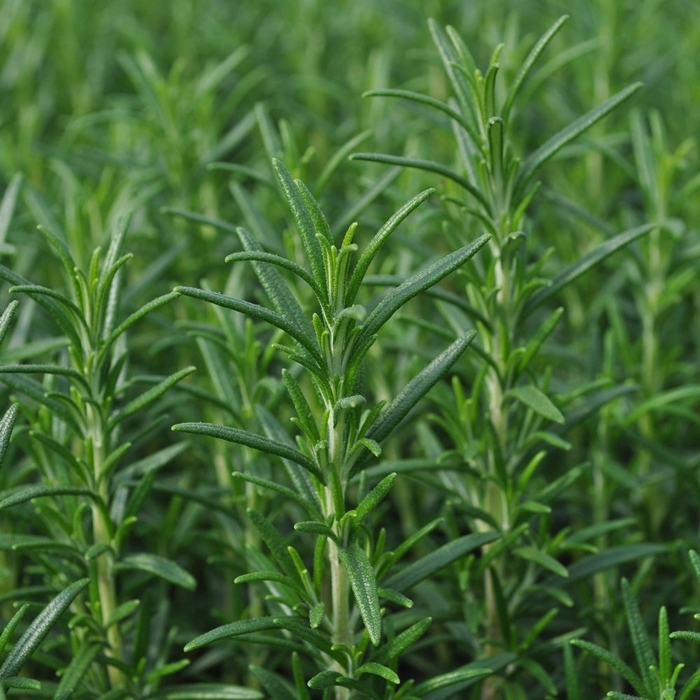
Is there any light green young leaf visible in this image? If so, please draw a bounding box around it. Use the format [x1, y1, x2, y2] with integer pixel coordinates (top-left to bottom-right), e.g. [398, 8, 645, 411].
[345, 188, 435, 307]
[521, 224, 654, 317]
[339, 544, 382, 645]
[294, 521, 338, 543]
[118, 554, 196, 590]
[508, 385, 564, 424]
[515, 82, 644, 195]
[172, 422, 323, 482]
[386, 532, 499, 592]
[0, 578, 89, 679]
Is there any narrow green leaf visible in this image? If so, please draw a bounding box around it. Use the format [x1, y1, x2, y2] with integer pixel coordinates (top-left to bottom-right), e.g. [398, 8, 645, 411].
[0, 301, 18, 348]
[172, 422, 323, 482]
[249, 666, 297, 700]
[515, 82, 644, 194]
[355, 662, 399, 684]
[175, 286, 322, 368]
[0, 175, 22, 249]
[679, 669, 700, 700]
[508, 385, 564, 424]
[0, 605, 29, 656]
[622, 579, 655, 694]
[350, 153, 490, 211]
[514, 546, 568, 577]
[0, 404, 19, 472]
[517, 307, 564, 374]
[225, 249, 322, 300]
[563, 544, 666, 585]
[54, 642, 102, 698]
[0, 578, 89, 679]
[521, 224, 653, 317]
[109, 366, 195, 428]
[371, 617, 432, 666]
[307, 671, 341, 690]
[118, 554, 196, 590]
[360, 333, 477, 469]
[247, 509, 299, 583]
[413, 668, 492, 695]
[0, 486, 94, 511]
[345, 188, 435, 307]
[98, 291, 180, 365]
[363, 89, 480, 149]
[351, 234, 488, 369]
[106, 600, 140, 628]
[570, 639, 645, 696]
[149, 684, 263, 700]
[272, 160, 327, 301]
[234, 226, 318, 334]
[386, 532, 499, 592]
[502, 15, 569, 121]
[339, 544, 382, 645]
[232, 472, 320, 519]
[355, 473, 397, 522]
[294, 521, 338, 542]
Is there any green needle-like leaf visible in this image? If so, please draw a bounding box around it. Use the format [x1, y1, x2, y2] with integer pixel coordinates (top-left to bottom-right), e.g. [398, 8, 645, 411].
[571, 639, 646, 696]
[118, 554, 196, 590]
[0, 404, 18, 471]
[622, 578, 656, 695]
[350, 153, 490, 211]
[273, 160, 328, 303]
[172, 422, 323, 482]
[515, 82, 643, 196]
[0, 578, 89, 679]
[521, 224, 654, 318]
[175, 286, 323, 369]
[355, 473, 397, 521]
[54, 642, 102, 698]
[345, 188, 435, 307]
[356, 333, 476, 474]
[370, 617, 432, 666]
[502, 15, 569, 122]
[234, 226, 318, 333]
[339, 544, 382, 645]
[386, 532, 499, 592]
[351, 236, 488, 370]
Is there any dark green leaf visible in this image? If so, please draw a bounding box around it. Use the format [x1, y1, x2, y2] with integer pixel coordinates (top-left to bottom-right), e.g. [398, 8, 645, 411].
[508, 385, 564, 424]
[386, 532, 499, 592]
[0, 578, 89, 679]
[172, 422, 323, 482]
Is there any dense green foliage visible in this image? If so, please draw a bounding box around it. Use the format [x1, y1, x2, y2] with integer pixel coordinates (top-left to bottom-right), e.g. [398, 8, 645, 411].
[0, 1, 698, 698]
